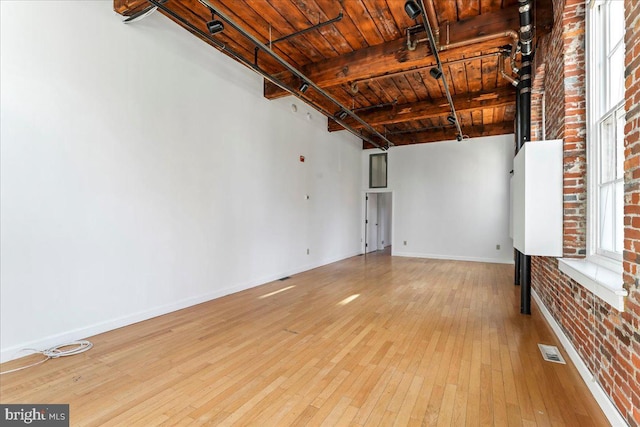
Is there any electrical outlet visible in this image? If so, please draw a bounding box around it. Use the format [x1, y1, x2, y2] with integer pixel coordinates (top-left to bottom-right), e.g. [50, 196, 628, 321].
[403, 241, 407, 246]
[496, 244, 501, 250]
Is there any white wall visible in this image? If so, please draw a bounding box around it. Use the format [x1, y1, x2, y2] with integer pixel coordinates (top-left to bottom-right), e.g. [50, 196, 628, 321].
[0, 1, 362, 361]
[378, 193, 392, 248]
[363, 135, 515, 263]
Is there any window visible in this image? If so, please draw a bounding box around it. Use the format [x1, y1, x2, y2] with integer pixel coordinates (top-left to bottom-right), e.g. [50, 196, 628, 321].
[587, 0, 625, 266]
[369, 153, 387, 188]
[558, 0, 628, 311]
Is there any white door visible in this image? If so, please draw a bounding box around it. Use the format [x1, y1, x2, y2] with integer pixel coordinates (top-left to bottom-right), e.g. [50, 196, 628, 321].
[366, 193, 378, 253]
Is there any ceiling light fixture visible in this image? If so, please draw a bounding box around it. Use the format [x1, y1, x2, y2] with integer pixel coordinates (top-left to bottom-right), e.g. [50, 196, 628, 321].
[299, 81, 309, 93]
[429, 67, 442, 79]
[404, 0, 422, 19]
[335, 110, 348, 120]
[206, 20, 224, 34]
[206, 11, 224, 34]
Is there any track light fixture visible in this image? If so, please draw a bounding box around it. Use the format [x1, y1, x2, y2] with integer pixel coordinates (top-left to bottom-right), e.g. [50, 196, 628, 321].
[335, 110, 348, 120]
[447, 115, 457, 125]
[404, 0, 422, 19]
[429, 67, 442, 79]
[207, 20, 224, 34]
[299, 81, 309, 93]
[206, 11, 224, 34]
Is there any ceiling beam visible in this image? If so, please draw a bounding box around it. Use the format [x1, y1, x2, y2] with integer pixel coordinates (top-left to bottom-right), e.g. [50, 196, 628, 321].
[114, 0, 148, 14]
[368, 121, 515, 147]
[264, 5, 521, 100]
[328, 86, 515, 132]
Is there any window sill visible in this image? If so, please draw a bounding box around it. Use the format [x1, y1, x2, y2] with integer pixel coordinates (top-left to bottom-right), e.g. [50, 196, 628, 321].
[557, 258, 627, 311]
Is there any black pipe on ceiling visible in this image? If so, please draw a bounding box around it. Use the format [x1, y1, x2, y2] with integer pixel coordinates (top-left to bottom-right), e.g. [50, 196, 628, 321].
[517, 0, 533, 315]
[271, 12, 343, 45]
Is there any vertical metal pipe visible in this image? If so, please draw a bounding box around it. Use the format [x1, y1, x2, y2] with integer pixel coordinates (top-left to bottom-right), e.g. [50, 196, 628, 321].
[515, 81, 523, 151]
[520, 58, 532, 146]
[513, 48, 523, 288]
[520, 54, 532, 315]
[514, 74, 522, 286]
[518, 0, 533, 315]
[521, 253, 532, 313]
[514, 250, 521, 285]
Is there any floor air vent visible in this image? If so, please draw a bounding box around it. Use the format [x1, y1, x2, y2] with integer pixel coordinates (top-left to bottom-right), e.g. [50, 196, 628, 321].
[538, 344, 566, 364]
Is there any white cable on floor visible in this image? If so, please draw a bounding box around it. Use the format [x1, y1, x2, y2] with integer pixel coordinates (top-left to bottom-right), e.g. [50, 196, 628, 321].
[0, 340, 93, 375]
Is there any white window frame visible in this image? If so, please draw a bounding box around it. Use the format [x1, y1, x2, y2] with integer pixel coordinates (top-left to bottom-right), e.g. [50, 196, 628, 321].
[559, 0, 627, 311]
[586, 0, 625, 270]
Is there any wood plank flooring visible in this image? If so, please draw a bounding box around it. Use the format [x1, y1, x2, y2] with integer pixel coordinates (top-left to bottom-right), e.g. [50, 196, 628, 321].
[0, 251, 609, 426]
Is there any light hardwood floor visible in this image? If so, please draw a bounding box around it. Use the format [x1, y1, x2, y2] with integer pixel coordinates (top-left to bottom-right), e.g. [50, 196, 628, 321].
[0, 251, 609, 426]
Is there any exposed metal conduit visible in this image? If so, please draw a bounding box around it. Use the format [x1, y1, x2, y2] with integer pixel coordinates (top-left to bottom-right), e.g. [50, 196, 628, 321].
[197, 0, 395, 149]
[353, 100, 398, 113]
[440, 29, 518, 52]
[423, 0, 440, 46]
[499, 56, 520, 87]
[440, 28, 521, 77]
[406, 26, 423, 51]
[271, 13, 343, 45]
[144, 0, 390, 150]
[416, 0, 463, 141]
[406, 24, 519, 68]
[405, 24, 521, 89]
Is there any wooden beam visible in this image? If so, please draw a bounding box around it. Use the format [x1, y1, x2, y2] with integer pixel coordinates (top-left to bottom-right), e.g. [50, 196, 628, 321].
[114, 0, 149, 15]
[265, 5, 521, 99]
[328, 87, 516, 132]
[367, 122, 514, 147]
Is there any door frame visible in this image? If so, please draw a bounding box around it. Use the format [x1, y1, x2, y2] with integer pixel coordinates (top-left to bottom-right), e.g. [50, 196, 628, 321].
[362, 190, 394, 255]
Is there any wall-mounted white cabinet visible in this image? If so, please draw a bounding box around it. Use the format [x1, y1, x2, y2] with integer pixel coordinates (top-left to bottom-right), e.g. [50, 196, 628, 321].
[512, 139, 563, 256]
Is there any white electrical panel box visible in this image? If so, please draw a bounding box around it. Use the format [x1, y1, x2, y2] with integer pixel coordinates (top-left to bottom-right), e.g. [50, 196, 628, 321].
[512, 139, 563, 256]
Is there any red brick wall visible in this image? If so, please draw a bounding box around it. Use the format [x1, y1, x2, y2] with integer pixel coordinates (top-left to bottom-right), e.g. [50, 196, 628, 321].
[531, 63, 545, 141]
[530, 0, 640, 425]
[623, 0, 640, 423]
[560, 0, 588, 257]
[624, 0, 640, 289]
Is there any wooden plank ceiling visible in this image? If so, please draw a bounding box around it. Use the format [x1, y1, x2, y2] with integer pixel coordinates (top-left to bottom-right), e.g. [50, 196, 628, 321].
[115, 0, 552, 148]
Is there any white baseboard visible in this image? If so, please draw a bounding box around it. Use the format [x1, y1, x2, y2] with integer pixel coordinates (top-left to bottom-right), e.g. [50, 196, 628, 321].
[0, 283, 246, 364]
[392, 251, 515, 265]
[1, 250, 360, 363]
[532, 289, 628, 427]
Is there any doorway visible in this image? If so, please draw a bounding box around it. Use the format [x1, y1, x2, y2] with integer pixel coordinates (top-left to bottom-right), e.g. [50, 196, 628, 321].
[364, 192, 392, 254]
